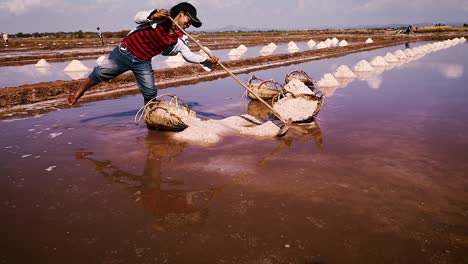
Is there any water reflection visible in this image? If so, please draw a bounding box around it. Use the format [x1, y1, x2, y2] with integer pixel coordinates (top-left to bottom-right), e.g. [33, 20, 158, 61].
[432, 63, 464, 79]
[76, 134, 216, 230]
[64, 70, 89, 80]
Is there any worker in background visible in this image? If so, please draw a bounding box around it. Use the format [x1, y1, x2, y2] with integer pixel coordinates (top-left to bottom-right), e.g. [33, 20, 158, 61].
[2, 32, 8, 47]
[97, 27, 104, 45]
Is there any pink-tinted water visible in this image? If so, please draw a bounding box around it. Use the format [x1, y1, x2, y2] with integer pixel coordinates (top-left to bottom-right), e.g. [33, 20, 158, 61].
[1, 43, 467, 263]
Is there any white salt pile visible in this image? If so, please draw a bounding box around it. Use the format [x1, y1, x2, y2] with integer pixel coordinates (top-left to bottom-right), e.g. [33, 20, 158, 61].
[370, 56, 389, 67]
[283, 79, 313, 95]
[228, 48, 241, 56]
[365, 38, 373, 44]
[316, 73, 340, 87]
[267, 42, 278, 51]
[166, 53, 185, 63]
[324, 38, 333, 47]
[287, 41, 299, 51]
[404, 48, 416, 57]
[315, 41, 328, 49]
[384, 52, 399, 63]
[331, 37, 339, 46]
[35, 59, 50, 67]
[334, 65, 356, 79]
[338, 40, 348, 47]
[307, 40, 316, 48]
[394, 50, 408, 60]
[353, 60, 374, 72]
[237, 44, 248, 52]
[273, 96, 318, 122]
[259, 45, 274, 55]
[173, 115, 280, 145]
[63, 60, 89, 72]
[460, 37, 466, 42]
[96, 55, 107, 65]
[228, 54, 241, 61]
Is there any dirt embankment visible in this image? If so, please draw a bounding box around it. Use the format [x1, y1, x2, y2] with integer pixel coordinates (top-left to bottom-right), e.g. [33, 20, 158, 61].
[0, 32, 465, 118]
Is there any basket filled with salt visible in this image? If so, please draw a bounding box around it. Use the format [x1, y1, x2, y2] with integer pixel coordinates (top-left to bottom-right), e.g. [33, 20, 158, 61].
[272, 79, 324, 123]
[143, 94, 196, 131]
[284, 70, 315, 86]
[246, 75, 284, 100]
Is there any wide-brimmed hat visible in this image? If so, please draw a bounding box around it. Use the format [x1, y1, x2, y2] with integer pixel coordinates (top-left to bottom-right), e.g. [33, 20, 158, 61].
[170, 2, 202, 28]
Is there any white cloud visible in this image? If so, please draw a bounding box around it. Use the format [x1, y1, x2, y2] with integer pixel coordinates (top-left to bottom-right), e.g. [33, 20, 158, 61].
[0, 0, 62, 15]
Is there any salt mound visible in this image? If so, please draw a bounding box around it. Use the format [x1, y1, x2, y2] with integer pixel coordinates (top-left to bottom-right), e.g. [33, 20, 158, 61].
[316, 73, 340, 87]
[324, 38, 333, 47]
[228, 48, 241, 56]
[174, 115, 280, 145]
[394, 49, 407, 60]
[166, 53, 185, 63]
[35, 59, 50, 67]
[287, 41, 299, 51]
[307, 40, 316, 48]
[334, 65, 356, 79]
[273, 96, 319, 122]
[404, 49, 415, 57]
[228, 54, 241, 61]
[384, 52, 399, 63]
[365, 38, 373, 44]
[331, 37, 339, 46]
[460, 37, 466, 42]
[96, 55, 107, 65]
[283, 79, 313, 95]
[353, 60, 374, 72]
[267, 42, 278, 51]
[338, 40, 348, 47]
[63, 60, 89, 72]
[370, 56, 389, 67]
[316, 41, 328, 49]
[260, 45, 274, 55]
[237, 44, 248, 51]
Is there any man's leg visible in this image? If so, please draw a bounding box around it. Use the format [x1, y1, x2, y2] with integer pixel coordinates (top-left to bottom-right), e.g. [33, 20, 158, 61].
[67, 78, 96, 105]
[132, 60, 157, 105]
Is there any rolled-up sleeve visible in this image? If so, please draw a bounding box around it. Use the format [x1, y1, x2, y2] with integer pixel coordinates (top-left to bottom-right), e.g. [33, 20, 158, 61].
[134, 9, 155, 24]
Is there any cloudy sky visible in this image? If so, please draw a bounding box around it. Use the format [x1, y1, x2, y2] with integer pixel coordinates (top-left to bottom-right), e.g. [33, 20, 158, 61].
[1, 0, 467, 33]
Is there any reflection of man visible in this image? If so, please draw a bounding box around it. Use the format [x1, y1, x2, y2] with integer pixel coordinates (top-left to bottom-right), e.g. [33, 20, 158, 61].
[76, 133, 215, 229]
[2, 32, 8, 47]
[96, 27, 104, 46]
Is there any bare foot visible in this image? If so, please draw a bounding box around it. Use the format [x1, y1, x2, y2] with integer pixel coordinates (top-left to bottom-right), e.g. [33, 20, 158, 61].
[67, 95, 78, 106]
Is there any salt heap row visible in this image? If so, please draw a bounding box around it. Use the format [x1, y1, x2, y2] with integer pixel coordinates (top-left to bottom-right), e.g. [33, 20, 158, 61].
[314, 37, 465, 94]
[309, 37, 349, 50]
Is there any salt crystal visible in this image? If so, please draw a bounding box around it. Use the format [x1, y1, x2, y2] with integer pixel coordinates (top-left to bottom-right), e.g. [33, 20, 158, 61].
[307, 40, 316, 48]
[338, 40, 348, 47]
[283, 79, 313, 95]
[316, 73, 340, 87]
[353, 60, 374, 72]
[365, 38, 373, 44]
[21, 154, 32, 158]
[45, 166, 56, 172]
[63, 60, 89, 72]
[394, 50, 407, 60]
[228, 49, 241, 56]
[315, 42, 328, 49]
[331, 37, 339, 46]
[35, 59, 50, 67]
[273, 96, 318, 122]
[370, 56, 389, 67]
[49, 132, 63, 139]
[384, 52, 399, 63]
[334, 65, 356, 79]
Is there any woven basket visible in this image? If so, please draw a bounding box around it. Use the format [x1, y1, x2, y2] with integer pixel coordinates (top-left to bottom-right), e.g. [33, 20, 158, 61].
[272, 91, 325, 123]
[246, 75, 284, 100]
[144, 94, 196, 131]
[284, 70, 315, 86]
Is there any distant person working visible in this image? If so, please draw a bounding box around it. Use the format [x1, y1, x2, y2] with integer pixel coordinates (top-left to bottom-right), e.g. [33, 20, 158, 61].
[97, 27, 104, 45]
[67, 2, 218, 106]
[2, 32, 8, 47]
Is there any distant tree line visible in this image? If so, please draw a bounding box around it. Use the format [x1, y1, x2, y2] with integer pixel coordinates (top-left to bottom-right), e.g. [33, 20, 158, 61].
[13, 30, 130, 39]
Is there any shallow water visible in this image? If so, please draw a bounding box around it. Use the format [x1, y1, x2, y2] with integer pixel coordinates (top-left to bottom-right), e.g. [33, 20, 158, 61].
[0, 41, 351, 88]
[1, 42, 467, 263]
